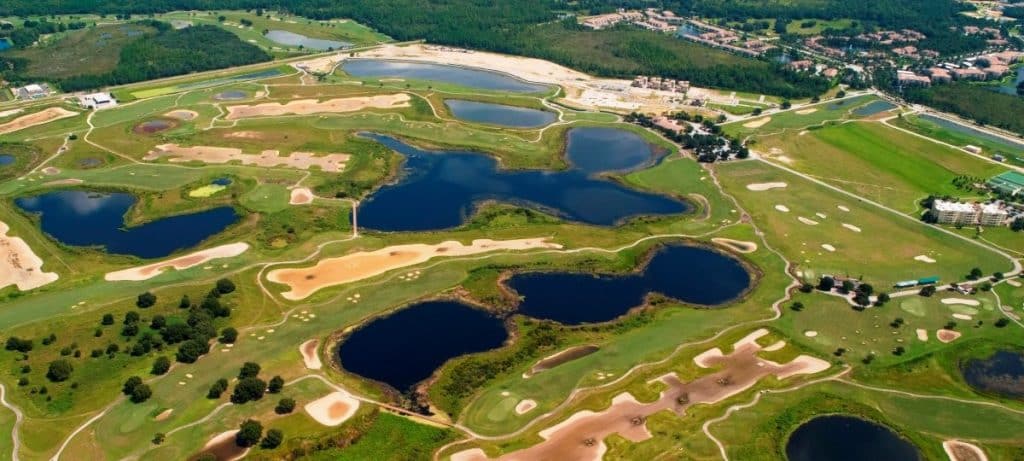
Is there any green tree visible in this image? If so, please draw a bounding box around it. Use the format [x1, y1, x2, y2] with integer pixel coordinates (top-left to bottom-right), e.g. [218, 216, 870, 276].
[152, 433, 165, 445]
[130, 383, 153, 403]
[176, 339, 210, 363]
[235, 419, 263, 447]
[208, 378, 229, 399]
[216, 278, 236, 294]
[239, 362, 261, 379]
[101, 313, 115, 325]
[151, 356, 171, 375]
[220, 327, 238, 344]
[123, 376, 143, 395]
[260, 429, 283, 449]
[267, 375, 284, 394]
[46, 359, 73, 382]
[136, 292, 157, 308]
[231, 377, 267, 404]
[275, 398, 296, 414]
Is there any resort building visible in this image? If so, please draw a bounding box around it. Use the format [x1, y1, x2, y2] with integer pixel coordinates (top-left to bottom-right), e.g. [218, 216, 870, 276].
[931, 199, 1010, 226]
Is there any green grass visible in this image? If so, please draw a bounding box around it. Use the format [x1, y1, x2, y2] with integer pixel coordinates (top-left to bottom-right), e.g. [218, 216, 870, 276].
[306, 412, 457, 460]
[6, 23, 158, 79]
[891, 113, 1024, 163]
[722, 94, 879, 139]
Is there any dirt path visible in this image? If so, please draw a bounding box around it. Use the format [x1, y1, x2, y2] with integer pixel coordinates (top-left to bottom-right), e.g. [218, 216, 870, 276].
[0, 384, 24, 461]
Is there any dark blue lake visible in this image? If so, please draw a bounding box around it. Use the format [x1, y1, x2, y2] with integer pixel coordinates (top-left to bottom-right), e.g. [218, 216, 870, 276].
[342, 60, 550, 93]
[0, 154, 14, 166]
[444, 99, 556, 128]
[566, 127, 663, 174]
[963, 350, 1024, 398]
[357, 130, 686, 231]
[506, 244, 751, 324]
[15, 190, 238, 259]
[786, 415, 919, 461]
[264, 30, 351, 50]
[338, 300, 508, 392]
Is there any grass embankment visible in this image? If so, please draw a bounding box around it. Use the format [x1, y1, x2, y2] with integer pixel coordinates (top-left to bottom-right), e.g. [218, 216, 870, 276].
[722, 94, 878, 139]
[890, 113, 1024, 164]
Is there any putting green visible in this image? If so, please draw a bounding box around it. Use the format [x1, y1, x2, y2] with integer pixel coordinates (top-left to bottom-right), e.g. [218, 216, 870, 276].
[188, 184, 227, 197]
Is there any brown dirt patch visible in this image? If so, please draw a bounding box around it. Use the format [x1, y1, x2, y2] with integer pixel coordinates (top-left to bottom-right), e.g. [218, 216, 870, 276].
[0, 107, 78, 135]
[224, 94, 411, 120]
[305, 391, 359, 426]
[937, 329, 962, 343]
[190, 430, 248, 461]
[0, 220, 59, 291]
[300, 339, 322, 369]
[289, 187, 313, 205]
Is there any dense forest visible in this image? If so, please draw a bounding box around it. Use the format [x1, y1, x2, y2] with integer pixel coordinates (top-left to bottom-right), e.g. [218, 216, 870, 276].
[903, 84, 1024, 136]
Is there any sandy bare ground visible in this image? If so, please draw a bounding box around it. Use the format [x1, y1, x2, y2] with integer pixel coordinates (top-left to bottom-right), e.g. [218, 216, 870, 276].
[224, 94, 411, 120]
[1007, 279, 1021, 287]
[41, 167, 60, 175]
[105, 243, 249, 281]
[289, 187, 313, 205]
[937, 329, 962, 343]
[915, 255, 937, 263]
[454, 333, 829, 461]
[943, 440, 988, 461]
[515, 399, 537, 415]
[942, 298, 980, 307]
[711, 238, 758, 254]
[0, 221, 59, 291]
[916, 329, 929, 342]
[145, 144, 350, 173]
[164, 110, 198, 121]
[295, 55, 344, 74]
[300, 339, 322, 370]
[743, 117, 771, 128]
[224, 131, 265, 139]
[746, 182, 787, 191]
[763, 340, 786, 352]
[953, 313, 973, 321]
[305, 391, 360, 426]
[821, 244, 836, 252]
[0, 109, 23, 118]
[199, 430, 248, 461]
[796, 108, 818, 115]
[775, 205, 790, 213]
[0, 107, 78, 135]
[804, 330, 818, 337]
[797, 217, 819, 225]
[267, 238, 562, 300]
[154, 409, 173, 421]
[837, 205, 851, 212]
[842, 223, 861, 232]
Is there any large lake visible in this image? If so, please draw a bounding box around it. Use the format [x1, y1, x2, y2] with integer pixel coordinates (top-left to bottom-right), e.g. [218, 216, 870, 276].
[962, 350, 1024, 398]
[444, 99, 556, 128]
[337, 300, 508, 392]
[506, 244, 751, 324]
[342, 60, 550, 93]
[786, 415, 919, 461]
[357, 129, 686, 231]
[264, 30, 351, 50]
[15, 190, 238, 259]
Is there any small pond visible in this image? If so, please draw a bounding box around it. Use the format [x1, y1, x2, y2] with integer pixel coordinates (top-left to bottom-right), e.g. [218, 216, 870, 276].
[212, 177, 232, 186]
[133, 119, 176, 134]
[15, 190, 238, 259]
[337, 300, 508, 392]
[341, 59, 550, 93]
[993, 66, 1024, 96]
[786, 415, 920, 461]
[357, 130, 686, 231]
[918, 114, 1024, 151]
[0, 38, 10, 51]
[264, 30, 351, 50]
[213, 91, 248, 101]
[852, 100, 897, 117]
[0, 154, 14, 166]
[444, 99, 556, 128]
[506, 244, 751, 324]
[962, 350, 1024, 398]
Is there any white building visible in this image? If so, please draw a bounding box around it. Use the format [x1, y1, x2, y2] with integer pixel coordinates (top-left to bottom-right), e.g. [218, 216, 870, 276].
[932, 200, 1008, 226]
[979, 202, 1008, 226]
[78, 92, 117, 110]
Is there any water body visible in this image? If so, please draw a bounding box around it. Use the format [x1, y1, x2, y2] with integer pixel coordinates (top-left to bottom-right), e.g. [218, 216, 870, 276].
[786, 415, 920, 461]
[357, 131, 687, 231]
[993, 66, 1024, 96]
[918, 114, 1024, 151]
[0, 154, 14, 166]
[342, 60, 550, 93]
[962, 350, 1024, 398]
[213, 90, 248, 101]
[15, 190, 238, 259]
[212, 177, 232, 186]
[338, 300, 508, 392]
[444, 99, 556, 128]
[0, 38, 10, 51]
[565, 127, 663, 174]
[852, 100, 897, 117]
[264, 30, 351, 51]
[506, 244, 751, 324]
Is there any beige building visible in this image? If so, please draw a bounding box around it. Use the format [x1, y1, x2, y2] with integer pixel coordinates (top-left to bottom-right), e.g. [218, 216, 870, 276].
[932, 200, 1008, 226]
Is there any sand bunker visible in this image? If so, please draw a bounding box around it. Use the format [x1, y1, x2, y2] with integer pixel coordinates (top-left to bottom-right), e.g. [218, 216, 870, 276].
[454, 332, 828, 461]
[804, 330, 818, 337]
[837, 205, 851, 212]
[515, 399, 537, 415]
[942, 298, 980, 307]
[795, 108, 818, 115]
[711, 238, 758, 254]
[943, 440, 988, 461]
[916, 329, 928, 342]
[289, 187, 313, 205]
[154, 408, 174, 421]
[0, 221, 59, 291]
[953, 313, 973, 321]
[224, 131, 265, 139]
[842, 223, 861, 232]
[763, 340, 786, 352]
[0, 107, 78, 135]
[164, 110, 198, 121]
[268, 238, 561, 300]
[743, 117, 771, 128]
[937, 329, 962, 343]
[146, 144, 350, 173]
[528, 345, 599, 377]
[300, 339, 322, 370]
[798, 217, 819, 225]
[775, 205, 790, 213]
[821, 244, 836, 252]
[225, 94, 411, 120]
[105, 243, 249, 281]
[1007, 279, 1021, 287]
[305, 391, 360, 426]
[746, 182, 787, 191]
[914, 255, 937, 263]
[197, 430, 248, 461]
[693, 347, 724, 368]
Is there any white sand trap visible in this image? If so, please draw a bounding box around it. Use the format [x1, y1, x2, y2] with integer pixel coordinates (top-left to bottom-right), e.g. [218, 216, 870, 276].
[763, 340, 786, 352]
[0, 109, 23, 118]
[164, 110, 198, 121]
[795, 108, 818, 115]
[105, 243, 249, 281]
[0, 221, 59, 291]
[0, 107, 78, 135]
[300, 339, 322, 370]
[916, 329, 929, 342]
[225, 94, 411, 120]
[774, 355, 831, 379]
[821, 244, 836, 252]
[1007, 279, 1021, 287]
[515, 399, 537, 415]
[305, 391, 360, 426]
[733, 328, 770, 350]
[815, 213, 827, 219]
[775, 204, 790, 213]
[743, 117, 771, 128]
[289, 187, 313, 205]
[798, 130, 808, 136]
[953, 313, 973, 321]
[146, 144, 350, 173]
[842, 223, 861, 232]
[746, 182, 787, 191]
[451, 449, 489, 461]
[268, 238, 562, 300]
[837, 205, 851, 212]
[942, 298, 980, 307]
[798, 217, 819, 225]
[914, 255, 937, 263]
[201, 430, 249, 461]
[154, 408, 174, 421]
[937, 329, 962, 343]
[711, 238, 758, 253]
[943, 440, 988, 461]
[804, 330, 818, 337]
[693, 347, 724, 368]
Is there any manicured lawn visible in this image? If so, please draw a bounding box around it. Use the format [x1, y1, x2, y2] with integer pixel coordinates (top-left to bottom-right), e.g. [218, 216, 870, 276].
[890, 113, 1024, 164]
[722, 94, 878, 139]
